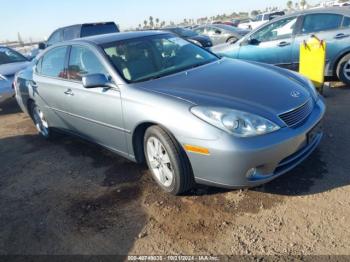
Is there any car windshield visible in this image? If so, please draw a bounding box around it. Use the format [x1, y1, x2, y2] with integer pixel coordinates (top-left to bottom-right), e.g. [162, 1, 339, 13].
[103, 34, 218, 83]
[0, 47, 27, 65]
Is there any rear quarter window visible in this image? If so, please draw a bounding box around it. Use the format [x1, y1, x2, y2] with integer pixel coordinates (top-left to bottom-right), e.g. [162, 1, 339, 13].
[343, 16, 350, 28]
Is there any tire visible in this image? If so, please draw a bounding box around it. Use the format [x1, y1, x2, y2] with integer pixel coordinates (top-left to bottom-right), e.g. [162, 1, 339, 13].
[144, 126, 194, 195]
[226, 36, 238, 44]
[29, 102, 55, 140]
[336, 53, 350, 86]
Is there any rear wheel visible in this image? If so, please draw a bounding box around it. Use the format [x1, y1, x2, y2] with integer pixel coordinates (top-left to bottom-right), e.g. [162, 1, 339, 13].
[336, 54, 350, 86]
[144, 126, 194, 195]
[30, 102, 53, 139]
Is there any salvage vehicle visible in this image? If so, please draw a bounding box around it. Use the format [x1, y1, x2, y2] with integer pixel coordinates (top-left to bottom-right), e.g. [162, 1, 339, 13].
[160, 27, 213, 48]
[193, 24, 247, 45]
[212, 8, 350, 85]
[15, 31, 325, 195]
[0, 46, 30, 103]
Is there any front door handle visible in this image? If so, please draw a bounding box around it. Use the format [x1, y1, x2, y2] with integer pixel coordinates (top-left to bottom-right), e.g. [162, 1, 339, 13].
[277, 41, 290, 47]
[30, 80, 38, 88]
[64, 89, 74, 96]
[334, 33, 350, 39]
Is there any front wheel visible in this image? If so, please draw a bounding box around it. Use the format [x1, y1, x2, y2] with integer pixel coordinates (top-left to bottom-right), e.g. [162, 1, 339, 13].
[144, 126, 194, 195]
[336, 54, 350, 86]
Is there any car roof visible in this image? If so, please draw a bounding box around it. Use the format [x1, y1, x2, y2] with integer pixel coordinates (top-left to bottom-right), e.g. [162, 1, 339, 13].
[68, 31, 168, 45]
[57, 21, 116, 30]
[284, 7, 350, 17]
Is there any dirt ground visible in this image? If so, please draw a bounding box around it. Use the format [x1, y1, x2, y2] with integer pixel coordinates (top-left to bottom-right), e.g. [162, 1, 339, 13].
[0, 85, 350, 256]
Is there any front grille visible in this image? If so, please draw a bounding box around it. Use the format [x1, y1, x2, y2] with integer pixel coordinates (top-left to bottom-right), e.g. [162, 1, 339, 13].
[279, 99, 314, 127]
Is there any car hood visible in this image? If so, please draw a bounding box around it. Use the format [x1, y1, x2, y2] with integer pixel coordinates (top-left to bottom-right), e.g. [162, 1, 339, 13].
[137, 58, 311, 118]
[0, 61, 31, 77]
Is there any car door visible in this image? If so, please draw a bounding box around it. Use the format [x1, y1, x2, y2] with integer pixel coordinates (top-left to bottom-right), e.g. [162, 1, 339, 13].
[237, 16, 298, 69]
[63, 45, 128, 154]
[32, 46, 72, 130]
[292, 13, 349, 73]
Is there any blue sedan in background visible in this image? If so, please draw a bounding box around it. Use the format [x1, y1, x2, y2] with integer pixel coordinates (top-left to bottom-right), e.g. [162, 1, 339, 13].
[212, 8, 350, 85]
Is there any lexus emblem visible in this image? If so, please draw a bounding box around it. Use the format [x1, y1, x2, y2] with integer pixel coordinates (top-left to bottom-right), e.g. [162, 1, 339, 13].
[291, 90, 301, 98]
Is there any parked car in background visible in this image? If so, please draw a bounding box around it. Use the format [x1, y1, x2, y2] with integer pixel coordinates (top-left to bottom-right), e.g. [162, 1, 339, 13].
[193, 24, 248, 45]
[29, 22, 120, 58]
[160, 27, 213, 48]
[15, 31, 324, 195]
[239, 11, 285, 30]
[212, 8, 350, 85]
[0, 46, 30, 103]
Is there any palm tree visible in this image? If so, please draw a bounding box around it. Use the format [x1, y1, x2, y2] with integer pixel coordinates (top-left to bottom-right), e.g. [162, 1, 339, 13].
[149, 16, 154, 29]
[161, 21, 166, 28]
[300, 0, 307, 9]
[143, 20, 148, 29]
[155, 18, 160, 28]
[287, 0, 293, 9]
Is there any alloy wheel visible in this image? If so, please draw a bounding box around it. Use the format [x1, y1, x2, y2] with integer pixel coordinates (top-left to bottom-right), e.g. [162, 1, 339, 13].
[146, 136, 174, 187]
[33, 106, 49, 137]
[344, 60, 350, 81]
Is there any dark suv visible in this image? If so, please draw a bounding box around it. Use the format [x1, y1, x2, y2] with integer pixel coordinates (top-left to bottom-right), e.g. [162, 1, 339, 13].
[38, 22, 119, 50]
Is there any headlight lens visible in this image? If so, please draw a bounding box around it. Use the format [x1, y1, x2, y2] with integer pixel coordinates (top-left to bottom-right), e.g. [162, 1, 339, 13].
[0, 74, 7, 81]
[191, 106, 280, 137]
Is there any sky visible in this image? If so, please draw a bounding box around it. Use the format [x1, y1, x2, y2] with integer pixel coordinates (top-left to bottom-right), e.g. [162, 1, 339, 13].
[0, 0, 320, 41]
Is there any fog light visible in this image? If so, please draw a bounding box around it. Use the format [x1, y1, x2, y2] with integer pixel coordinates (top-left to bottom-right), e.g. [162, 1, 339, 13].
[246, 168, 257, 179]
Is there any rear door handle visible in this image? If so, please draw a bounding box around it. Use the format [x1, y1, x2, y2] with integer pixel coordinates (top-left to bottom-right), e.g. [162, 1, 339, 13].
[277, 41, 290, 47]
[334, 33, 350, 39]
[64, 89, 74, 96]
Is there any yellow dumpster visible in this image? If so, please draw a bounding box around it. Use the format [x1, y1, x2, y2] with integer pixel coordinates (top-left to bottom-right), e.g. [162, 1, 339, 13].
[299, 36, 326, 90]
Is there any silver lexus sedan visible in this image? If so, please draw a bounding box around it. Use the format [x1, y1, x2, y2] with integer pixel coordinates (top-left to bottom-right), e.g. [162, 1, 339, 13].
[15, 31, 325, 195]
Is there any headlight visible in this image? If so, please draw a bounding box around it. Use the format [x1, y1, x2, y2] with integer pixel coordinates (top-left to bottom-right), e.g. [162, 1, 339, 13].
[0, 74, 7, 81]
[188, 39, 203, 47]
[191, 106, 280, 137]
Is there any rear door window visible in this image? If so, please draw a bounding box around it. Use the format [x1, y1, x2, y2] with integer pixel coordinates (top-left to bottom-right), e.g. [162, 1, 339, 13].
[40, 46, 68, 78]
[301, 14, 343, 34]
[67, 46, 108, 81]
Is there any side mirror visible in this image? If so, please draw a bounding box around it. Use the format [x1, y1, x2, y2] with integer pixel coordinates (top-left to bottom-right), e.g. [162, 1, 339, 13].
[38, 42, 46, 50]
[215, 30, 221, 35]
[82, 74, 116, 89]
[248, 38, 260, 45]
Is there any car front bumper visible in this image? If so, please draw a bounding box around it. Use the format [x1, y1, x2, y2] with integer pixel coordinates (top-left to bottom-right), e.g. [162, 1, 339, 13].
[182, 98, 326, 188]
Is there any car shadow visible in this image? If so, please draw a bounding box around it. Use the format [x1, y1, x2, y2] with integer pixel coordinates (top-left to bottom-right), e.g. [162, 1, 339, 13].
[0, 134, 147, 256]
[0, 98, 21, 116]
